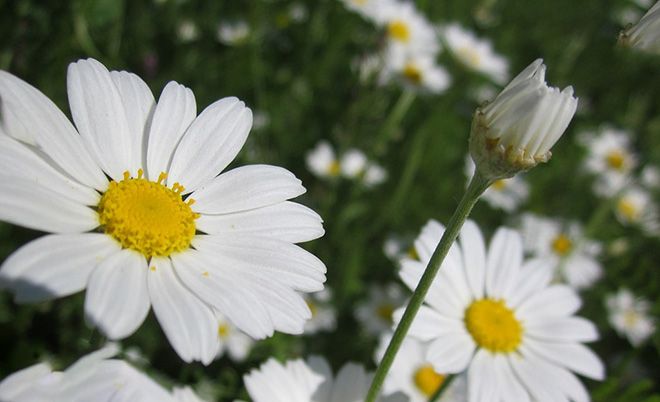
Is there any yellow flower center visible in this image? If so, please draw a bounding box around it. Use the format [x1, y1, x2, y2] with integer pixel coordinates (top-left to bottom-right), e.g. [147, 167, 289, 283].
[605, 150, 626, 171]
[407, 246, 419, 260]
[97, 170, 199, 258]
[388, 21, 410, 42]
[491, 179, 507, 191]
[413, 365, 445, 397]
[456, 46, 482, 68]
[403, 63, 423, 84]
[376, 303, 395, 324]
[623, 310, 639, 327]
[464, 299, 523, 353]
[551, 234, 572, 256]
[218, 323, 230, 338]
[328, 160, 341, 177]
[617, 198, 639, 221]
[307, 300, 318, 317]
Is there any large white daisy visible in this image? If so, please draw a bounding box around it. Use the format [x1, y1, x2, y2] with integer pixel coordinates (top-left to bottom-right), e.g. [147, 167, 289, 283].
[0, 58, 326, 364]
[395, 220, 604, 402]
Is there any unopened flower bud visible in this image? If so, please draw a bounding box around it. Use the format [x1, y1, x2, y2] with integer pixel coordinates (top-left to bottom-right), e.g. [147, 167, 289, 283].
[619, 1, 660, 54]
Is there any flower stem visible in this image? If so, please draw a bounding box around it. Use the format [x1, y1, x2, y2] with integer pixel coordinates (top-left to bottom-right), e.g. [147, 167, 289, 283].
[374, 90, 416, 156]
[428, 374, 456, 402]
[365, 171, 491, 402]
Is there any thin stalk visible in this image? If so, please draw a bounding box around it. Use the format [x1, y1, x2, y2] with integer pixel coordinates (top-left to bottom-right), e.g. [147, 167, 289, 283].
[374, 90, 416, 156]
[365, 171, 491, 402]
[428, 374, 455, 402]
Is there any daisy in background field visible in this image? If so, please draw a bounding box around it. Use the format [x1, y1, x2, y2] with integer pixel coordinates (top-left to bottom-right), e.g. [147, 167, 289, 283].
[442, 24, 509, 84]
[378, 1, 440, 56]
[303, 289, 337, 334]
[606, 289, 656, 346]
[380, 46, 451, 94]
[375, 333, 467, 402]
[177, 19, 200, 42]
[464, 156, 529, 212]
[217, 20, 251, 45]
[615, 184, 660, 235]
[396, 219, 604, 402]
[215, 312, 254, 362]
[580, 126, 637, 198]
[244, 356, 407, 402]
[306, 141, 387, 186]
[640, 164, 660, 189]
[0, 58, 326, 364]
[355, 283, 407, 335]
[519, 213, 603, 290]
[0, 344, 209, 402]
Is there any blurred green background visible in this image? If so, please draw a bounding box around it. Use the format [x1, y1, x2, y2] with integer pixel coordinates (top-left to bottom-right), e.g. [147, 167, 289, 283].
[0, 0, 658, 400]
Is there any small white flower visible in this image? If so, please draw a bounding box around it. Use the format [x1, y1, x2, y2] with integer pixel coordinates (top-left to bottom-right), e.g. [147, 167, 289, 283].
[177, 20, 199, 42]
[396, 220, 604, 402]
[0, 344, 209, 402]
[520, 213, 603, 290]
[380, 46, 451, 93]
[341, 148, 368, 178]
[464, 156, 528, 212]
[606, 289, 656, 346]
[580, 126, 637, 197]
[640, 164, 660, 189]
[0, 58, 326, 364]
[442, 24, 509, 84]
[469, 59, 578, 179]
[375, 333, 467, 402]
[615, 185, 660, 235]
[377, 1, 440, 56]
[340, 0, 387, 22]
[306, 141, 341, 178]
[244, 356, 407, 402]
[620, 1, 660, 54]
[363, 163, 388, 186]
[288, 3, 308, 22]
[304, 288, 337, 334]
[215, 312, 255, 362]
[355, 283, 406, 335]
[217, 20, 250, 45]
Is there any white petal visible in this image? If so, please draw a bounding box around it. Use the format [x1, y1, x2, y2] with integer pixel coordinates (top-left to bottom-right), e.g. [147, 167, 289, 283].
[525, 316, 599, 342]
[192, 234, 326, 292]
[508, 258, 555, 308]
[196, 201, 324, 243]
[524, 339, 604, 380]
[67, 58, 134, 180]
[84, 249, 150, 339]
[493, 354, 530, 402]
[468, 350, 500, 402]
[427, 328, 476, 373]
[0, 363, 52, 400]
[0, 135, 99, 205]
[168, 97, 252, 193]
[460, 220, 487, 299]
[0, 175, 98, 233]
[146, 81, 196, 180]
[147, 257, 218, 365]
[516, 285, 581, 321]
[508, 354, 568, 402]
[486, 227, 523, 298]
[399, 259, 465, 319]
[191, 165, 306, 214]
[329, 363, 369, 402]
[0, 70, 107, 190]
[0, 234, 120, 303]
[110, 70, 156, 170]
[516, 349, 589, 402]
[397, 305, 463, 341]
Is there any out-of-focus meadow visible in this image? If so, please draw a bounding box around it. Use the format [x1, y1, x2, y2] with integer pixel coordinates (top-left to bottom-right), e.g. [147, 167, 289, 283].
[0, 0, 658, 400]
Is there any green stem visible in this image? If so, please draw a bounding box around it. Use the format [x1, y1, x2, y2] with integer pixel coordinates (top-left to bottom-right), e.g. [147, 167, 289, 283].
[374, 90, 416, 156]
[428, 374, 455, 402]
[365, 171, 491, 402]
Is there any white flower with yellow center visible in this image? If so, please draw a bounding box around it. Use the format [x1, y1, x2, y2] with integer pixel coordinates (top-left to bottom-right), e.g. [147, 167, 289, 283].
[244, 356, 407, 402]
[520, 213, 602, 290]
[303, 288, 337, 334]
[0, 344, 210, 402]
[395, 219, 604, 402]
[355, 283, 407, 335]
[341, 148, 368, 178]
[215, 312, 254, 362]
[442, 24, 509, 84]
[375, 333, 467, 402]
[378, 1, 440, 56]
[606, 289, 656, 346]
[615, 185, 660, 235]
[363, 163, 388, 187]
[469, 59, 578, 180]
[217, 20, 251, 45]
[306, 141, 342, 178]
[380, 46, 451, 94]
[464, 155, 528, 212]
[580, 127, 637, 197]
[0, 58, 326, 364]
[619, 1, 660, 54]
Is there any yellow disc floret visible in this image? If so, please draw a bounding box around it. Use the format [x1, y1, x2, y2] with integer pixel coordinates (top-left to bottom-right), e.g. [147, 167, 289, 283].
[605, 150, 626, 171]
[403, 63, 423, 84]
[97, 170, 198, 258]
[551, 234, 572, 256]
[413, 364, 445, 397]
[464, 298, 523, 353]
[388, 20, 411, 42]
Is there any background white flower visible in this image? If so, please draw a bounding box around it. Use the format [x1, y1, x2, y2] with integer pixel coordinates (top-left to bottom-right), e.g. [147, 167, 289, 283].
[355, 283, 406, 335]
[303, 288, 337, 334]
[606, 289, 656, 346]
[464, 156, 528, 212]
[615, 185, 660, 235]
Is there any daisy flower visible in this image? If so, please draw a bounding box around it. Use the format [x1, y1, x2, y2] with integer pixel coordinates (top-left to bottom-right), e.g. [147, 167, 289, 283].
[606, 289, 656, 346]
[304, 288, 337, 334]
[341, 148, 369, 178]
[396, 219, 604, 402]
[177, 20, 200, 42]
[378, 1, 440, 56]
[0, 344, 209, 402]
[442, 24, 509, 84]
[244, 356, 407, 402]
[380, 46, 451, 94]
[520, 213, 603, 290]
[363, 163, 388, 187]
[619, 0, 660, 54]
[580, 127, 637, 197]
[464, 156, 528, 212]
[215, 312, 255, 362]
[375, 333, 467, 402]
[355, 283, 407, 335]
[0, 58, 326, 364]
[640, 164, 660, 189]
[306, 141, 341, 178]
[615, 184, 660, 235]
[217, 20, 251, 45]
